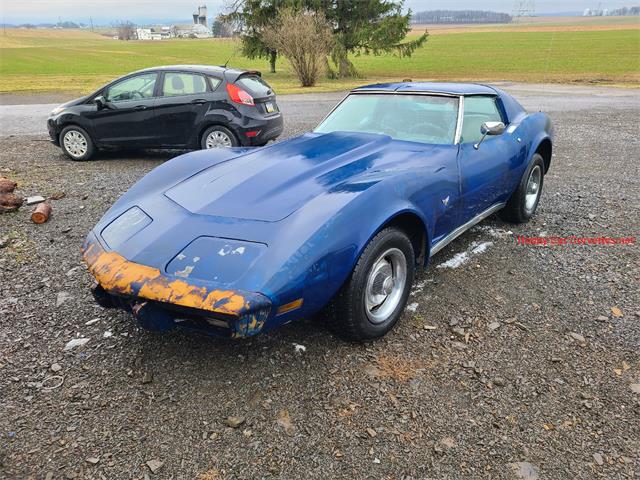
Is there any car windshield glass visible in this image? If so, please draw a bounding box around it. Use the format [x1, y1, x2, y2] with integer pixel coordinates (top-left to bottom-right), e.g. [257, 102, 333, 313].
[315, 94, 459, 145]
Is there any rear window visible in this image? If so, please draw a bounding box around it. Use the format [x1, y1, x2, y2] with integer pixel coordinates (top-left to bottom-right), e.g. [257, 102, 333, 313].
[236, 75, 273, 97]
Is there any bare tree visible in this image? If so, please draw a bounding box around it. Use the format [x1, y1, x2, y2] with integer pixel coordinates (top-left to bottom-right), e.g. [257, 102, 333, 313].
[262, 9, 333, 87]
[116, 21, 136, 41]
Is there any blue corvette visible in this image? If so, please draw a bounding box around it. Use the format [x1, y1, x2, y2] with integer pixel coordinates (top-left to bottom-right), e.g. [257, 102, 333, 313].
[83, 82, 553, 341]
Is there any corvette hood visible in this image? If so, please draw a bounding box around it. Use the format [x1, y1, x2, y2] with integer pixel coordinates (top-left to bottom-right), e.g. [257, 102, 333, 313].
[164, 132, 405, 222]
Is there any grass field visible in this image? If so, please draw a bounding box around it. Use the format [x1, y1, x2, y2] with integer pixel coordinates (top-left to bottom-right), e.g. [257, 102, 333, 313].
[0, 18, 638, 95]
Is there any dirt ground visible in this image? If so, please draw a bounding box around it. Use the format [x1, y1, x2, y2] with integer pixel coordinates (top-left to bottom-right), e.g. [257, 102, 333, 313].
[0, 86, 639, 479]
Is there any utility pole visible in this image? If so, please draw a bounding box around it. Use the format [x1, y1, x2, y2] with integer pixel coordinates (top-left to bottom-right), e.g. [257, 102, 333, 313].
[90, 16, 94, 32]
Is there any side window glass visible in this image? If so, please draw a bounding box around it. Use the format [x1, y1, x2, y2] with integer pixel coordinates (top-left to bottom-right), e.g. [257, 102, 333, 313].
[106, 74, 157, 102]
[209, 76, 222, 91]
[163, 73, 208, 96]
[461, 96, 503, 143]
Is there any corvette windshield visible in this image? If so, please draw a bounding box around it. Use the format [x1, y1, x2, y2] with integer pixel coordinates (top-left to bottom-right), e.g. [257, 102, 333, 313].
[315, 93, 459, 145]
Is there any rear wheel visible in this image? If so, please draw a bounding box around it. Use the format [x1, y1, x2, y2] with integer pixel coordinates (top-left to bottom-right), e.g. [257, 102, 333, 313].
[326, 228, 415, 341]
[60, 125, 94, 161]
[500, 153, 545, 223]
[201, 126, 238, 149]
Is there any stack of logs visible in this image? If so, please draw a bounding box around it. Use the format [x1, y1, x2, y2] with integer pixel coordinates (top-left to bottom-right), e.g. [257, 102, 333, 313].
[0, 176, 53, 223]
[0, 176, 22, 213]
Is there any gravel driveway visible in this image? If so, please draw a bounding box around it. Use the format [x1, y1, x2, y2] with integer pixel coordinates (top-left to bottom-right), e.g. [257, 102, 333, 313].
[1, 84, 639, 479]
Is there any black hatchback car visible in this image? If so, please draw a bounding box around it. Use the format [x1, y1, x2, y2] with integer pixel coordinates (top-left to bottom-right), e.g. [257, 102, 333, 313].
[47, 65, 283, 161]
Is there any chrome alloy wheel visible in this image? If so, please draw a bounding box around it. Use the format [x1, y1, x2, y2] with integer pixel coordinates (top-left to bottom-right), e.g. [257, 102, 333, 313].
[524, 165, 542, 213]
[364, 247, 407, 324]
[205, 130, 232, 148]
[63, 130, 88, 158]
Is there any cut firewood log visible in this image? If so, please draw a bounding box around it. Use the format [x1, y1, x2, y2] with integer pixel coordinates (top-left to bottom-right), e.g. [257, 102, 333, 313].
[0, 193, 24, 213]
[0, 178, 17, 193]
[31, 202, 52, 224]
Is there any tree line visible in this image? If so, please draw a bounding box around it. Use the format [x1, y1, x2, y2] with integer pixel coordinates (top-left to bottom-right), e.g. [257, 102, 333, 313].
[411, 10, 512, 24]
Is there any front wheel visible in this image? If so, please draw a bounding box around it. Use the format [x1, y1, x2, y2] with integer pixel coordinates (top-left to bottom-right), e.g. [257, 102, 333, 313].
[500, 153, 545, 223]
[60, 125, 95, 161]
[201, 126, 239, 149]
[326, 228, 415, 342]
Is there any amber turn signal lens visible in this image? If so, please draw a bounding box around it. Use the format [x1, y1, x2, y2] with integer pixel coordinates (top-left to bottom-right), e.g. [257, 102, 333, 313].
[277, 298, 304, 315]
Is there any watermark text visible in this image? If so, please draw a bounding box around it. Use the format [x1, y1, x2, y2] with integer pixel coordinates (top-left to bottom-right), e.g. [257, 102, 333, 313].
[516, 236, 636, 247]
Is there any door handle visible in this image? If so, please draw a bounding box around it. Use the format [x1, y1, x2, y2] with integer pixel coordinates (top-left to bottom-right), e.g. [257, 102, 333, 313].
[191, 99, 207, 105]
[133, 105, 147, 111]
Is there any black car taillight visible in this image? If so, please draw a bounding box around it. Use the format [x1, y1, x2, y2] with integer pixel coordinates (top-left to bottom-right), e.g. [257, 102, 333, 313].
[226, 83, 255, 106]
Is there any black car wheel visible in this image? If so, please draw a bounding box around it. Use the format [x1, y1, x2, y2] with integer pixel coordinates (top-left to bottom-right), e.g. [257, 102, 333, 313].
[201, 126, 239, 149]
[500, 153, 545, 223]
[326, 227, 415, 341]
[60, 125, 95, 161]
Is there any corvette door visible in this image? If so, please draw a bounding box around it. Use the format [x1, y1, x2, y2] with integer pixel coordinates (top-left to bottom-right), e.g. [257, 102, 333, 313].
[456, 96, 520, 222]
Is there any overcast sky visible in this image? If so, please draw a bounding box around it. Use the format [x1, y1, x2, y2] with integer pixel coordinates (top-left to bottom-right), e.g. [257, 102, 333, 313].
[1, 0, 634, 24]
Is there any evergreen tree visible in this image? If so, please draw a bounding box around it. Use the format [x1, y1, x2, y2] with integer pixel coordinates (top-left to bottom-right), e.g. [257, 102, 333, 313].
[308, 0, 427, 77]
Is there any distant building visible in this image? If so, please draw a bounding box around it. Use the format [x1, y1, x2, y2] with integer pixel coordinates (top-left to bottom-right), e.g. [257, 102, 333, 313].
[172, 22, 212, 38]
[133, 4, 212, 40]
[584, 6, 609, 16]
[136, 26, 172, 40]
[193, 5, 208, 27]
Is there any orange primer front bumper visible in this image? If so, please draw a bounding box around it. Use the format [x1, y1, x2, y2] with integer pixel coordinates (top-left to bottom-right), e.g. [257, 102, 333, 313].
[82, 234, 271, 335]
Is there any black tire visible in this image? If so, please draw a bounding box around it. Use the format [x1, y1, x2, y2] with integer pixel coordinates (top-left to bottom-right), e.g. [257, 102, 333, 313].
[59, 125, 95, 161]
[200, 125, 239, 149]
[500, 153, 545, 223]
[326, 227, 415, 342]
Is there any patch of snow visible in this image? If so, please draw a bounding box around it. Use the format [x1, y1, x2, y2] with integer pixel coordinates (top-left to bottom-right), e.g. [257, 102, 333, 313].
[411, 280, 428, 295]
[406, 302, 419, 312]
[472, 225, 513, 238]
[471, 241, 493, 254]
[103, 331, 113, 338]
[437, 241, 493, 269]
[437, 251, 469, 269]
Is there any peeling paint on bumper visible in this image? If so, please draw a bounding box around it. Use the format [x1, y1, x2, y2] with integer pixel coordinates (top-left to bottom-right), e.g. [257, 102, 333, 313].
[82, 233, 271, 338]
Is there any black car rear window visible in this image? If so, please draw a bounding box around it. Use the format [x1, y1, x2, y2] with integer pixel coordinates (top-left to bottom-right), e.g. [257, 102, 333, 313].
[236, 75, 272, 96]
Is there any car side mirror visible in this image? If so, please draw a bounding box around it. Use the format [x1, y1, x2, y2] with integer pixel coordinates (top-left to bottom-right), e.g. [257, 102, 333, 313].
[94, 95, 108, 110]
[474, 121, 506, 150]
